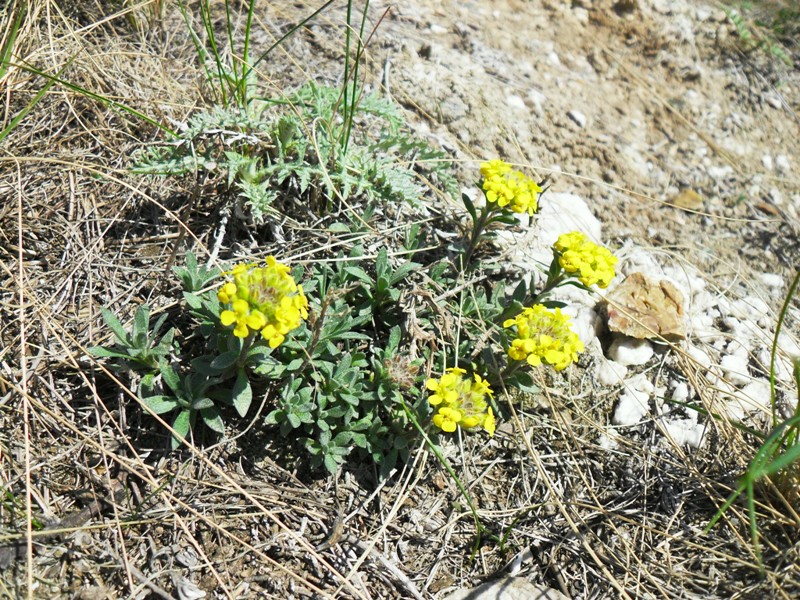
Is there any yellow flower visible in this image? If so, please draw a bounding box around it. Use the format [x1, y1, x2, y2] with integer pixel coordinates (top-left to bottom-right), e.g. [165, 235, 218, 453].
[217, 256, 308, 347]
[480, 159, 542, 216]
[553, 231, 617, 288]
[426, 368, 495, 436]
[504, 305, 584, 371]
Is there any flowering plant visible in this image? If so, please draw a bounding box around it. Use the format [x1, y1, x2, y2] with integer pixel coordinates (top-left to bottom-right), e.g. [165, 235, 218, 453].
[480, 159, 542, 216]
[460, 159, 544, 270]
[426, 368, 495, 437]
[551, 231, 618, 289]
[217, 257, 308, 347]
[503, 304, 584, 371]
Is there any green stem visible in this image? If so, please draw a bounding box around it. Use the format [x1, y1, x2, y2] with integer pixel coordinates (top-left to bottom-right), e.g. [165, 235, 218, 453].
[461, 205, 496, 272]
[399, 397, 498, 549]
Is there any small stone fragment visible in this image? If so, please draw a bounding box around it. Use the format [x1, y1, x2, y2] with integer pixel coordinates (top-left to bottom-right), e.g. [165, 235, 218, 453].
[670, 188, 703, 210]
[567, 109, 587, 128]
[608, 336, 654, 366]
[444, 577, 570, 600]
[605, 272, 687, 341]
[597, 359, 628, 385]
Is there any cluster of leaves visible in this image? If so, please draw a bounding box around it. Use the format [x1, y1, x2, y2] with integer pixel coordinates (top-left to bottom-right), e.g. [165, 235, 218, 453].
[134, 82, 457, 221]
[260, 246, 426, 474]
[90, 248, 429, 474]
[91, 254, 241, 448]
[724, 5, 794, 66]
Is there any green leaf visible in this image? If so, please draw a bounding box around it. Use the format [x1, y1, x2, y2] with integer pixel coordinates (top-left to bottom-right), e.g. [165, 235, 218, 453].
[375, 248, 389, 278]
[511, 279, 527, 303]
[143, 395, 180, 415]
[509, 370, 539, 394]
[343, 266, 373, 285]
[171, 409, 191, 449]
[132, 304, 150, 346]
[232, 369, 253, 417]
[159, 361, 181, 394]
[201, 406, 225, 434]
[328, 222, 351, 233]
[462, 192, 477, 221]
[192, 397, 215, 410]
[100, 307, 130, 346]
[191, 356, 221, 376]
[151, 312, 170, 337]
[183, 292, 203, 310]
[139, 372, 157, 397]
[323, 454, 339, 474]
[540, 300, 567, 309]
[390, 261, 419, 284]
[88, 347, 136, 360]
[211, 351, 240, 371]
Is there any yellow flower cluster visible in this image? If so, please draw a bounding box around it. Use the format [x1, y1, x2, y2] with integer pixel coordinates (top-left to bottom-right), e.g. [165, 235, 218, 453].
[480, 159, 542, 216]
[503, 305, 584, 371]
[426, 368, 495, 437]
[217, 257, 308, 348]
[553, 231, 618, 288]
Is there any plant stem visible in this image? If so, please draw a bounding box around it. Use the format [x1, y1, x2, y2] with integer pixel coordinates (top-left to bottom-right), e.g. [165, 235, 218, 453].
[461, 205, 495, 272]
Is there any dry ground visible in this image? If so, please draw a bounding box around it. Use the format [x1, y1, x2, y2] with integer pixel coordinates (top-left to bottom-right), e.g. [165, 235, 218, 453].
[1, 0, 800, 598]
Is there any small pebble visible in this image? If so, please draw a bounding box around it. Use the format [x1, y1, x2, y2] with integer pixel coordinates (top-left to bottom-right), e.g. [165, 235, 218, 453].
[506, 94, 526, 110]
[608, 337, 654, 366]
[567, 109, 587, 128]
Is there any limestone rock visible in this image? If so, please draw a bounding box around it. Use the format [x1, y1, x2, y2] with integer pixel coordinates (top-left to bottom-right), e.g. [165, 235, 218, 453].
[444, 577, 569, 600]
[605, 272, 687, 341]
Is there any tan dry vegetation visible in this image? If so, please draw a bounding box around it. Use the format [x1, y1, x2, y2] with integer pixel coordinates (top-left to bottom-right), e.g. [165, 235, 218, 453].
[1, 0, 800, 598]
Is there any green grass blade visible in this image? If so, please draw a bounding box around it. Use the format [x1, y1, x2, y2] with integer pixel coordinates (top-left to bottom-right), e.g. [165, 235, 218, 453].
[770, 269, 800, 425]
[0, 0, 26, 83]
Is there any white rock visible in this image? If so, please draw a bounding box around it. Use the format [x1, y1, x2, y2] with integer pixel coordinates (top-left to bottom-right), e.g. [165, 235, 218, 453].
[597, 359, 628, 386]
[726, 379, 771, 421]
[720, 353, 751, 386]
[686, 344, 713, 369]
[769, 188, 783, 205]
[755, 347, 795, 383]
[776, 154, 791, 174]
[671, 381, 690, 403]
[495, 192, 603, 278]
[731, 296, 771, 322]
[662, 417, 705, 447]
[528, 88, 546, 104]
[613, 374, 655, 426]
[760, 273, 784, 289]
[708, 165, 734, 180]
[608, 336, 654, 366]
[428, 24, 448, 34]
[725, 340, 749, 358]
[598, 432, 619, 450]
[547, 51, 561, 65]
[444, 577, 569, 600]
[573, 7, 589, 24]
[778, 332, 800, 358]
[695, 7, 712, 21]
[506, 94, 526, 110]
[567, 109, 587, 127]
[762, 154, 774, 170]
